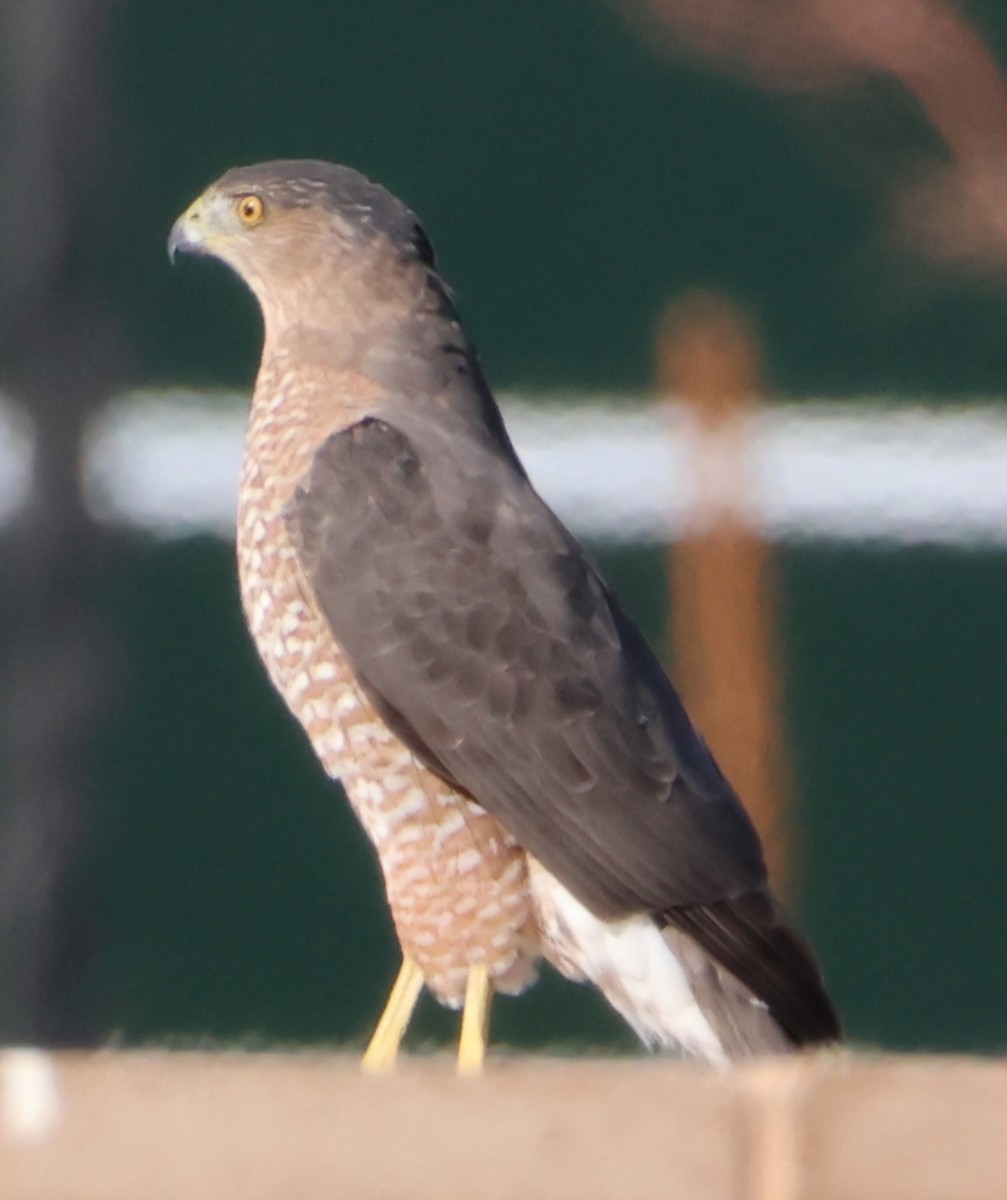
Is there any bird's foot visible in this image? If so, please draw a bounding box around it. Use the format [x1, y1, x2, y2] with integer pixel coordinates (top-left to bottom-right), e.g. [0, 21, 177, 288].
[457, 963, 492, 1077]
[361, 957, 425, 1075]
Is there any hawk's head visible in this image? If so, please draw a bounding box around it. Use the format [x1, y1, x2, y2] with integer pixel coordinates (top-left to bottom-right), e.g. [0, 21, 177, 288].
[168, 160, 435, 324]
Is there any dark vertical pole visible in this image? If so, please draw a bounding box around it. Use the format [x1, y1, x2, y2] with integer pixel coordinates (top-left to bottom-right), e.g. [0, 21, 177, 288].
[657, 291, 793, 893]
[0, 0, 123, 1043]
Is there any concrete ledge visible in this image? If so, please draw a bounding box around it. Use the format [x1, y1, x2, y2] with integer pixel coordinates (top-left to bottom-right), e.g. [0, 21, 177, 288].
[2, 1051, 1006, 1200]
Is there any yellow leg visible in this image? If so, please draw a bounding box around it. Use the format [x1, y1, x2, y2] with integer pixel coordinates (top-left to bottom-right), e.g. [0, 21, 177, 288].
[361, 958, 425, 1075]
[457, 963, 492, 1077]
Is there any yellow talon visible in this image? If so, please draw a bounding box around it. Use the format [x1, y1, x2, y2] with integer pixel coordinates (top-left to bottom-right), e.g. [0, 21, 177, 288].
[458, 963, 492, 1077]
[361, 958, 425, 1075]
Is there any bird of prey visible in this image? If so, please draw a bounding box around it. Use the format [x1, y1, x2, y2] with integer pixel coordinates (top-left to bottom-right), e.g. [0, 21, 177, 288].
[168, 160, 839, 1073]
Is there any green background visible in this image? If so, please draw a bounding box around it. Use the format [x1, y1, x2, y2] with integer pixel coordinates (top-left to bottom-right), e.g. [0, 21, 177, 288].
[21, 0, 1007, 1054]
[83, 538, 1007, 1053]
[121, 0, 1007, 396]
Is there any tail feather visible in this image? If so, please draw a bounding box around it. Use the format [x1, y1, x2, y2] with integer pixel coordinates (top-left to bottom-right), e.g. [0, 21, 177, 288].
[661, 924, 791, 1056]
[530, 860, 840, 1059]
[666, 893, 841, 1048]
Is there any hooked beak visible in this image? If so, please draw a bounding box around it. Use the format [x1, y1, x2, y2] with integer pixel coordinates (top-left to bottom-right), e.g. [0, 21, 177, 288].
[167, 200, 209, 264]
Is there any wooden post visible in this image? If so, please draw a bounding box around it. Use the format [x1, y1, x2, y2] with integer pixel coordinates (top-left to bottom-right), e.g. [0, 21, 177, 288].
[657, 291, 792, 893]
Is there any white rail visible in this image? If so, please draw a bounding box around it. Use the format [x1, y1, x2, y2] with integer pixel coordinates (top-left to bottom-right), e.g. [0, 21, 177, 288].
[2, 391, 1007, 546]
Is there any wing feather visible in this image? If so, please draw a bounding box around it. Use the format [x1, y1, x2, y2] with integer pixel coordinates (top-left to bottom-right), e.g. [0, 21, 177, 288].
[287, 414, 839, 1044]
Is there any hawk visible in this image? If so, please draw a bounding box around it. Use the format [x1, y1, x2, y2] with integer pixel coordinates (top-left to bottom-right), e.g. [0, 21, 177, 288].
[168, 160, 839, 1073]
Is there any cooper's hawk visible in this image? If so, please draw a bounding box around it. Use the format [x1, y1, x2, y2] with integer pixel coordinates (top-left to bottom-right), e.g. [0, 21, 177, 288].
[168, 160, 839, 1072]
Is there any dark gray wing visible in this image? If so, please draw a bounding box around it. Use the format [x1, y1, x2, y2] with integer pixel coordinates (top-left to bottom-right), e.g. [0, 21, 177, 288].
[287, 415, 839, 1044]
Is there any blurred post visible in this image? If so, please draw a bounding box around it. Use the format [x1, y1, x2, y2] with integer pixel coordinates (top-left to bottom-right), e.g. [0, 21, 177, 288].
[657, 291, 792, 892]
[0, 0, 123, 1042]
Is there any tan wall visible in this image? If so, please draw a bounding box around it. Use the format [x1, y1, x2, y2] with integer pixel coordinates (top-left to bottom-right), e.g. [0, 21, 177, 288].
[3, 1051, 1006, 1200]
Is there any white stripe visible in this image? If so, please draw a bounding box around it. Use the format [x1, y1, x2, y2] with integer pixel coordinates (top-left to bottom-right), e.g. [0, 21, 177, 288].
[3, 389, 1007, 545]
[0, 401, 34, 525]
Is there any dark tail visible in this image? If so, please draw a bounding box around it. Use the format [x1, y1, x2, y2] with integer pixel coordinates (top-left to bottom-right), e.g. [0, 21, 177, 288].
[663, 890, 841, 1054]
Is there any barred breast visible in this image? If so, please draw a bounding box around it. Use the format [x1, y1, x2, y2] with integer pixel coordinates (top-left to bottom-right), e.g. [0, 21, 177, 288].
[234, 355, 539, 1004]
